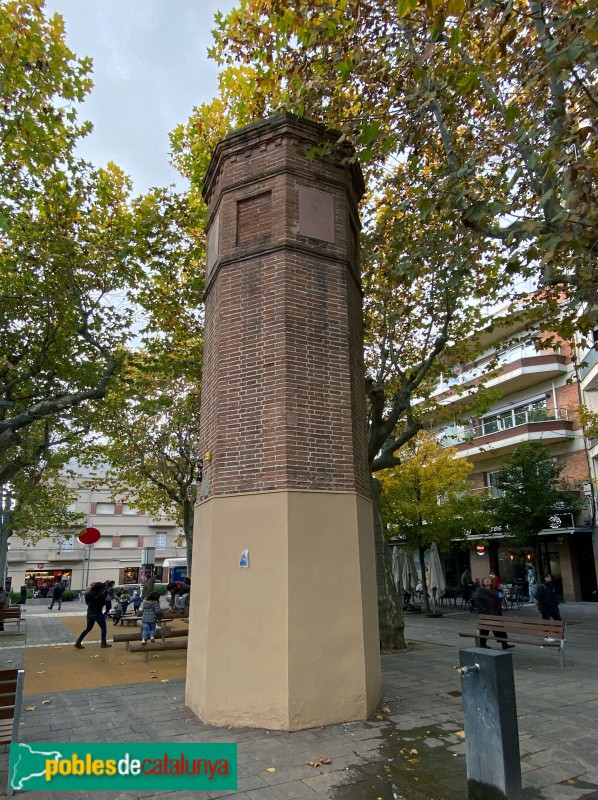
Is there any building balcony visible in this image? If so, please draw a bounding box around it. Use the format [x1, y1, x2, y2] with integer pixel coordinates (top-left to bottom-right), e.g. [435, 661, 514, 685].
[154, 548, 178, 560]
[44, 545, 87, 562]
[146, 518, 178, 528]
[6, 548, 28, 562]
[579, 346, 598, 392]
[446, 407, 575, 460]
[434, 349, 569, 407]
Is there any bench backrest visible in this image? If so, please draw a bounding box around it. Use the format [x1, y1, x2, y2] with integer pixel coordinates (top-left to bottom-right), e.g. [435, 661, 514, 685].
[0, 668, 24, 734]
[477, 615, 565, 638]
[0, 608, 21, 617]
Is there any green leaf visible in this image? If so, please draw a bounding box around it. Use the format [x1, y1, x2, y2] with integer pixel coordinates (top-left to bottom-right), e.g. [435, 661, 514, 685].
[397, 0, 419, 18]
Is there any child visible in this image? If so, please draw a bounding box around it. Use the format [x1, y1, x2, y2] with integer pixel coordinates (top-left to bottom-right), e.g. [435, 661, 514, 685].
[141, 591, 162, 644]
[132, 590, 142, 615]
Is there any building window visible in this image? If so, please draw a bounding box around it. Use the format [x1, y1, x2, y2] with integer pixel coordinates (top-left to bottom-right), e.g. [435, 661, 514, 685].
[96, 502, 115, 515]
[155, 532, 167, 550]
[121, 504, 138, 516]
[58, 535, 74, 551]
[482, 398, 547, 435]
[486, 472, 504, 499]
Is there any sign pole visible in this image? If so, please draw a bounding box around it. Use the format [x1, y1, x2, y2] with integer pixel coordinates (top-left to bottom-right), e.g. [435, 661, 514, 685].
[78, 528, 102, 592]
[84, 544, 91, 588]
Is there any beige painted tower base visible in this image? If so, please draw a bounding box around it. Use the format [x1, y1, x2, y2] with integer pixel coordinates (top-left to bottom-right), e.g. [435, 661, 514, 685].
[185, 113, 381, 730]
[186, 490, 380, 730]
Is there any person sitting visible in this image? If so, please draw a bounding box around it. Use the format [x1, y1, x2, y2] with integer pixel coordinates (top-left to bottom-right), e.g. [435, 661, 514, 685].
[174, 577, 191, 611]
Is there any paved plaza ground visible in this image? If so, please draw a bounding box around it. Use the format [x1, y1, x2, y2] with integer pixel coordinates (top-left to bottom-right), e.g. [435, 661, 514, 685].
[1, 599, 597, 799]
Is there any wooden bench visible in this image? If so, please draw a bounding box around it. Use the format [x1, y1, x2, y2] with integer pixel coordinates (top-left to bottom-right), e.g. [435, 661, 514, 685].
[0, 606, 23, 633]
[459, 615, 566, 667]
[117, 616, 141, 627]
[113, 627, 188, 650]
[129, 638, 188, 663]
[0, 668, 25, 796]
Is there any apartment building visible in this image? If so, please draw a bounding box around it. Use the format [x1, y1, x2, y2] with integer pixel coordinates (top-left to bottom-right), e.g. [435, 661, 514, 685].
[6, 469, 186, 592]
[435, 325, 598, 602]
[578, 328, 598, 520]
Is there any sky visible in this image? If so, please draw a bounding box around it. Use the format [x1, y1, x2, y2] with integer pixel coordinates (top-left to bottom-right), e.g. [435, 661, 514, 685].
[44, 0, 238, 194]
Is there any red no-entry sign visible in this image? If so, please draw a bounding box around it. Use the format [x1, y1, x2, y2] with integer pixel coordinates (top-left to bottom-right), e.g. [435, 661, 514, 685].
[78, 527, 101, 545]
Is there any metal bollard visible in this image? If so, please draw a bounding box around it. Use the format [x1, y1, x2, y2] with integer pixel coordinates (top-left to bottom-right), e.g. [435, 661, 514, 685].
[457, 648, 523, 800]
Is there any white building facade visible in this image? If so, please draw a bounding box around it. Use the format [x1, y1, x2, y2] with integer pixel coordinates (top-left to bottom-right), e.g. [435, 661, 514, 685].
[7, 478, 186, 592]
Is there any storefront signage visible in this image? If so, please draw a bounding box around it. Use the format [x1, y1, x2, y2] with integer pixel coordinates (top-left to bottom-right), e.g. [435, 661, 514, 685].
[37, 563, 45, 569]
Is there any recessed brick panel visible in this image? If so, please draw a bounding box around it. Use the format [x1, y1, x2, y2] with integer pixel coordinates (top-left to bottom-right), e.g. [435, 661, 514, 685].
[298, 186, 335, 242]
[237, 192, 272, 245]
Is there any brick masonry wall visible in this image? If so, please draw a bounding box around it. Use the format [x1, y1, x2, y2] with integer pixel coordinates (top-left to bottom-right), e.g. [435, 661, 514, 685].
[199, 114, 370, 500]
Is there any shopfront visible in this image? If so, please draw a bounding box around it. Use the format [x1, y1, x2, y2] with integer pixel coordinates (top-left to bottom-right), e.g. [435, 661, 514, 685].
[468, 525, 597, 602]
[25, 568, 72, 591]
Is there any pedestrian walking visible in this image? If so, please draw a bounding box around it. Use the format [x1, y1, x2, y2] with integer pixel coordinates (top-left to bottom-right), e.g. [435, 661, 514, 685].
[536, 574, 562, 621]
[103, 580, 115, 616]
[132, 590, 142, 615]
[73, 582, 112, 649]
[48, 583, 64, 610]
[526, 564, 538, 604]
[140, 591, 162, 644]
[0, 584, 10, 631]
[474, 576, 514, 650]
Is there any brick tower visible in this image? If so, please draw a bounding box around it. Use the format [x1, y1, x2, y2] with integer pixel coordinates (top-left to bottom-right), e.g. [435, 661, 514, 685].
[186, 113, 381, 730]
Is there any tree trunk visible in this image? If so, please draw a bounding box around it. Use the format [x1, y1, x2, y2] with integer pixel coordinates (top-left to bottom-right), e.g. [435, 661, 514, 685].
[418, 545, 431, 614]
[371, 476, 407, 651]
[0, 488, 12, 589]
[0, 529, 9, 589]
[182, 495, 194, 576]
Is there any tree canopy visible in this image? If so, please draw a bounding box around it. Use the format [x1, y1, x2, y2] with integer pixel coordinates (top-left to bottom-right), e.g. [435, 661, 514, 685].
[488, 441, 582, 548]
[1, 2, 203, 584]
[1, 2, 202, 487]
[379, 430, 487, 609]
[209, 0, 598, 322]
[85, 347, 203, 573]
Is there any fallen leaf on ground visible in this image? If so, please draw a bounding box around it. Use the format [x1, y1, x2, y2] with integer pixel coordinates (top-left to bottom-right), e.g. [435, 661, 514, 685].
[42, 700, 52, 705]
[320, 758, 332, 765]
[36, 671, 45, 674]
[265, 767, 276, 773]
[455, 731, 465, 739]
[375, 714, 384, 720]
[307, 761, 321, 767]
[160, 679, 169, 683]
[409, 749, 418, 755]
[25, 706, 36, 712]
[381, 706, 391, 713]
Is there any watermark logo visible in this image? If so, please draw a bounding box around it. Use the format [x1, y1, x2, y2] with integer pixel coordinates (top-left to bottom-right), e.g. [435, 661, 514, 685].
[10, 742, 237, 791]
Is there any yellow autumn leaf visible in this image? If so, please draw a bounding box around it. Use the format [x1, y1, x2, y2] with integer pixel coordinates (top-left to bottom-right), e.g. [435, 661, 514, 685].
[25, 706, 36, 712]
[456, 730, 465, 739]
[266, 767, 276, 773]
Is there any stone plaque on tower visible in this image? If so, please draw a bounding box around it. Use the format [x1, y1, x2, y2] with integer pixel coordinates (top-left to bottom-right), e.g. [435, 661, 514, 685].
[186, 113, 381, 730]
